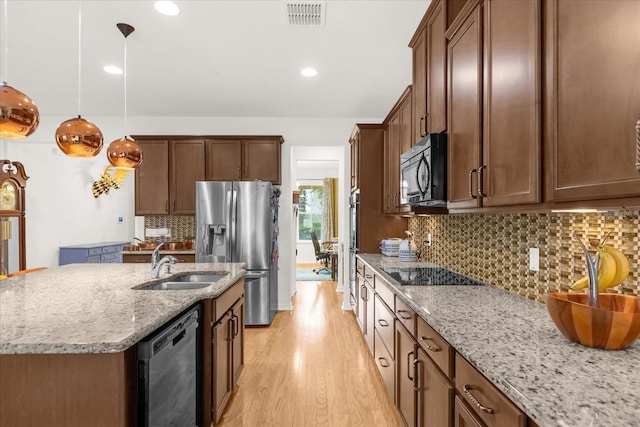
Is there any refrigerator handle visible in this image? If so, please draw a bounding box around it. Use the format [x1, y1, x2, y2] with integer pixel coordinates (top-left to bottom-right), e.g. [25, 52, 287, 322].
[229, 189, 237, 260]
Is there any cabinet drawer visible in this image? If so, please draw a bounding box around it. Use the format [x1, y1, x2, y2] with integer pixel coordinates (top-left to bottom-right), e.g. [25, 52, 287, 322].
[374, 277, 395, 312]
[87, 255, 101, 263]
[455, 354, 526, 427]
[374, 294, 395, 357]
[395, 297, 416, 337]
[356, 259, 365, 277]
[100, 252, 122, 263]
[214, 279, 245, 321]
[417, 316, 453, 380]
[88, 247, 102, 256]
[374, 329, 395, 401]
[102, 245, 123, 254]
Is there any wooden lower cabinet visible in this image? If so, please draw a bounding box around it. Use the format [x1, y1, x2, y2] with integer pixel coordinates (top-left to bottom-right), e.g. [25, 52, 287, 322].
[455, 353, 526, 427]
[207, 280, 245, 425]
[374, 329, 395, 401]
[416, 347, 454, 427]
[396, 320, 417, 427]
[122, 253, 195, 263]
[454, 396, 483, 427]
[0, 350, 136, 427]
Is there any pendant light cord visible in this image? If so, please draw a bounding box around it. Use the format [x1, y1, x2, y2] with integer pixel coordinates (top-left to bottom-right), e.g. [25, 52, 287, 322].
[77, 2, 82, 117]
[125, 39, 128, 138]
[1, 0, 8, 84]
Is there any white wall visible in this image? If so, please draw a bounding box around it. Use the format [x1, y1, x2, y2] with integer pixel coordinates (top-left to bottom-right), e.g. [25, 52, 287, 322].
[3, 114, 375, 311]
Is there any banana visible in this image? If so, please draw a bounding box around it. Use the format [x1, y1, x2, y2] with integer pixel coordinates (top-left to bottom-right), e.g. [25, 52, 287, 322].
[570, 244, 628, 292]
[602, 244, 630, 286]
[570, 248, 617, 291]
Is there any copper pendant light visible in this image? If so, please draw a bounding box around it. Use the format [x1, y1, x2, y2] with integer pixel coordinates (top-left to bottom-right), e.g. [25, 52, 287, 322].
[107, 23, 143, 169]
[55, 3, 103, 157]
[0, 0, 40, 139]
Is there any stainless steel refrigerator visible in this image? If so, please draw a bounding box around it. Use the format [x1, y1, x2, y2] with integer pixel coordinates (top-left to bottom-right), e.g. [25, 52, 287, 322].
[196, 181, 278, 326]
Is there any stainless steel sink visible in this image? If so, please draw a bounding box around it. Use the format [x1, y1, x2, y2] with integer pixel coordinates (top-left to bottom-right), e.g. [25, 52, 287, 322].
[136, 273, 228, 290]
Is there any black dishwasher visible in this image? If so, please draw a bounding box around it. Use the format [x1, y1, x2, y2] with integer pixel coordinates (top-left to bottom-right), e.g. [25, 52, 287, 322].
[137, 305, 200, 427]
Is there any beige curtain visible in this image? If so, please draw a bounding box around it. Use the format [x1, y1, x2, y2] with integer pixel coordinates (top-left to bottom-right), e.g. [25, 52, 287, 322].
[321, 178, 338, 242]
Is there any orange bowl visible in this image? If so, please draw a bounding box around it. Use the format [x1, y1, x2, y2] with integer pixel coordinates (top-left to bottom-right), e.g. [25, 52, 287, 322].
[544, 292, 640, 350]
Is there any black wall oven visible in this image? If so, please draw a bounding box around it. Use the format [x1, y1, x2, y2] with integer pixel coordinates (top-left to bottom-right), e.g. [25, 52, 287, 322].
[400, 132, 447, 207]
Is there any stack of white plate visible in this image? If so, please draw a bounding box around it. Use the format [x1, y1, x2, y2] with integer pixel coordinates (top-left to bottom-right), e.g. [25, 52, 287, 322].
[380, 238, 402, 256]
[398, 239, 419, 262]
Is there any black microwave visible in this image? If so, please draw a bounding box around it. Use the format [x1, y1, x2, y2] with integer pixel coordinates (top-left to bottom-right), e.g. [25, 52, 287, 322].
[400, 132, 447, 207]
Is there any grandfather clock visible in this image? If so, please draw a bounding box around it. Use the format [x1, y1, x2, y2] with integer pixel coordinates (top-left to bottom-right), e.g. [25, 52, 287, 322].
[0, 160, 28, 275]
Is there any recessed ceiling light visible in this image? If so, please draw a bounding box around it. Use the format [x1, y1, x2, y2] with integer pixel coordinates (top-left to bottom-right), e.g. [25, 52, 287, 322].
[301, 67, 318, 77]
[155, 1, 180, 16]
[104, 65, 123, 75]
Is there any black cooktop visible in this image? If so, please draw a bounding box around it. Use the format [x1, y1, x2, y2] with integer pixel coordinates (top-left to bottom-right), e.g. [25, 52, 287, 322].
[380, 267, 485, 286]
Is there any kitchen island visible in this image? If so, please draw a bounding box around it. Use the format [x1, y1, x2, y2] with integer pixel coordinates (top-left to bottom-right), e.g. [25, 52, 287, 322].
[358, 254, 640, 427]
[0, 262, 245, 426]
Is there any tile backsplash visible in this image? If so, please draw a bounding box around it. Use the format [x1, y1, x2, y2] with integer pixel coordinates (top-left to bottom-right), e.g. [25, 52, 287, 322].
[144, 216, 195, 242]
[409, 211, 640, 302]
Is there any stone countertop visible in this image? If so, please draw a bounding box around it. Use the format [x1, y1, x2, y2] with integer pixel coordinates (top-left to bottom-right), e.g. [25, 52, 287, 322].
[0, 262, 245, 355]
[358, 254, 640, 427]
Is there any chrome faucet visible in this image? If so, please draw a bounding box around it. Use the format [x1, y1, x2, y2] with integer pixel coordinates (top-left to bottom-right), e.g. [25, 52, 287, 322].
[152, 255, 178, 279]
[151, 242, 165, 270]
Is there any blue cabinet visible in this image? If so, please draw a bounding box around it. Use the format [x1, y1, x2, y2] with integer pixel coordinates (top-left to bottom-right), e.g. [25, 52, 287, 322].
[59, 242, 129, 266]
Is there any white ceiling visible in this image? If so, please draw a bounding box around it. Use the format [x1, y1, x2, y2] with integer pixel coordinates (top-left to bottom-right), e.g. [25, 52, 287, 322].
[1, 0, 429, 120]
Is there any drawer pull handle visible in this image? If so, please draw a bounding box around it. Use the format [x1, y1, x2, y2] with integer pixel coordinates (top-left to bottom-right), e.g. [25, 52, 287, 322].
[397, 310, 412, 320]
[636, 118, 640, 172]
[468, 169, 477, 199]
[463, 384, 495, 414]
[378, 357, 390, 368]
[407, 351, 415, 381]
[378, 319, 389, 327]
[419, 336, 441, 352]
[365, 274, 373, 279]
[478, 165, 486, 197]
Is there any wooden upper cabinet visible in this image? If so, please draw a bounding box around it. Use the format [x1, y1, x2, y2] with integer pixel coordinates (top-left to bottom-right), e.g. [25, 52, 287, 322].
[544, 0, 640, 202]
[426, 0, 447, 134]
[135, 140, 170, 215]
[384, 86, 413, 214]
[412, 25, 428, 143]
[205, 137, 283, 184]
[446, 2, 483, 209]
[205, 140, 242, 181]
[243, 139, 281, 184]
[447, 0, 541, 210]
[135, 138, 205, 215]
[171, 140, 206, 214]
[410, 0, 448, 142]
[482, 0, 541, 207]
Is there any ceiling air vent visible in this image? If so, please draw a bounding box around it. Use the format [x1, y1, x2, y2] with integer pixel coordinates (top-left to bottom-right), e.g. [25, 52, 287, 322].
[284, 2, 326, 26]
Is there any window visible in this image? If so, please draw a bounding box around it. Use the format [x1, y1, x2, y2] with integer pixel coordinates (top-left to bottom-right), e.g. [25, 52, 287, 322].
[297, 185, 323, 240]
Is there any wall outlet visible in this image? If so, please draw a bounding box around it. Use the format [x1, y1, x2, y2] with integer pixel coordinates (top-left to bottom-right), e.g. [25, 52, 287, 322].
[425, 233, 432, 247]
[117, 216, 124, 223]
[529, 247, 539, 272]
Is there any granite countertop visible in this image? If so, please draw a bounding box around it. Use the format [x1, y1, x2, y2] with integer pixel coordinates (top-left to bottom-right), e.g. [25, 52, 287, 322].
[358, 254, 640, 427]
[0, 262, 245, 355]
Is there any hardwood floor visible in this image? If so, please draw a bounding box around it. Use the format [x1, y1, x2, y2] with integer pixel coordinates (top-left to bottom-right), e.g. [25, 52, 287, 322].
[216, 279, 401, 426]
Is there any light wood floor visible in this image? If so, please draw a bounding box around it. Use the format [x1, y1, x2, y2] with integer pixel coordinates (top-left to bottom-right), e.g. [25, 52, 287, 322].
[216, 276, 401, 426]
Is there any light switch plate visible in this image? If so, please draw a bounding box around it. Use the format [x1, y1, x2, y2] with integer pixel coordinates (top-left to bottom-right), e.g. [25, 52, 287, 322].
[529, 248, 539, 272]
